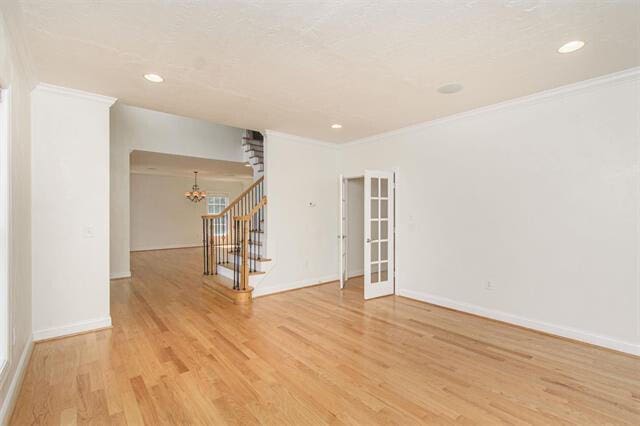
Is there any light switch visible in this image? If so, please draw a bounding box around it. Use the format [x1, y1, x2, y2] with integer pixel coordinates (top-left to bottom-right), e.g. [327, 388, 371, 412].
[83, 226, 95, 238]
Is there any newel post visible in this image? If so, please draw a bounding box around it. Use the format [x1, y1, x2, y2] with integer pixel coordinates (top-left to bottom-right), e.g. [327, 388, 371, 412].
[241, 219, 250, 290]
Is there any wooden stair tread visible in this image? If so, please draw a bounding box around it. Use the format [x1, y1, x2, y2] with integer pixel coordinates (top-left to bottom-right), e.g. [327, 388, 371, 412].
[203, 275, 253, 304]
[218, 262, 266, 275]
[226, 253, 271, 262]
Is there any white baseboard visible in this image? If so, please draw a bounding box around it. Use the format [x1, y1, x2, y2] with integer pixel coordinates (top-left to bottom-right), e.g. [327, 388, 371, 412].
[32, 317, 112, 342]
[130, 243, 200, 252]
[398, 289, 640, 356]
[110, 270, 131, 279]
[0, 337, 33, 425]
[254, 274, 339, 298]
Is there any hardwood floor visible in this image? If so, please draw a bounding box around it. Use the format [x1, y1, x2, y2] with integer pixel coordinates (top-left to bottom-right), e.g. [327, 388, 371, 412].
[11, 248, 640, 425]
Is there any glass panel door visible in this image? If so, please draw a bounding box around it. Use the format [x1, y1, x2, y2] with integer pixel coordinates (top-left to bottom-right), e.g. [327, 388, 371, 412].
[339, 175, 347, 289]
[364, 170, 394, 299]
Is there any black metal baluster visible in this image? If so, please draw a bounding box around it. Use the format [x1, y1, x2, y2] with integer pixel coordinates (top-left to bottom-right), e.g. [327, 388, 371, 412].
[235, 219, 240, 290]
[249, 189, 252, 273]
[226, 211, 229, 265]
[254, 186, 258, 271]
[206, 218, 211, 275]
[233, 213, 236, 283]
[212, 216, 215, 270]
[251, 186, 260, 271]
[207, 217, 210, 274]
[258, 181, 262, 261]
[222, 214, 225, 266]
[202, 218, 207, 275]
[216, 217, 220, 271]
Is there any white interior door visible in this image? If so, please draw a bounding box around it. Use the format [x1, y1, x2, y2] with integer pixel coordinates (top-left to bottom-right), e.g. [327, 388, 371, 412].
[339, 175, 347, 289]
[364, 170, 394, 299]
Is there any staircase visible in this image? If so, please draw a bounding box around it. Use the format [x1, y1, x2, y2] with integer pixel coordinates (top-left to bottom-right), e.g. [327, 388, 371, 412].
[242, 130, 264, 176]
[202, 175, 269, 303]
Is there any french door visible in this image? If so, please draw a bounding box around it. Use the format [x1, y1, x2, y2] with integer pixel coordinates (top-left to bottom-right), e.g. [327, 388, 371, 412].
[364, 170, 394, 299]
[339, 175, 347, 289]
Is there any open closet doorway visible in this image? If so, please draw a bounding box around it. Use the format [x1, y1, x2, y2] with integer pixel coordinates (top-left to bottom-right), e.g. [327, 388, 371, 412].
[341, 177, 364, 286]
[339, 170, 395, 300]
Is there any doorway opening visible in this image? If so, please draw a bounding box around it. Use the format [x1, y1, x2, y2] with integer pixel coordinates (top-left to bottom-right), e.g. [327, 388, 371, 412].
[344, 177, 364, 286]
[128, 150, 253, 258]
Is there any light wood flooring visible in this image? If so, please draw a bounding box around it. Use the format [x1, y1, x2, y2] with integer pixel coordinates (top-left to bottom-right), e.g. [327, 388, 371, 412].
[10, 248, 640, 424]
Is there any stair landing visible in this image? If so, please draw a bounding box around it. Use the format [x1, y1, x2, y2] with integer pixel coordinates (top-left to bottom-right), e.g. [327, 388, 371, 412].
[203, 274, 253, 304]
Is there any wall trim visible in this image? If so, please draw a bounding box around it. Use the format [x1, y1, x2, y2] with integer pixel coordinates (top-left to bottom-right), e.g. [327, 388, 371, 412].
[32, 317, 112, 342]
[398, 289, 640, 356]
[130, 243, 201, 252]
[254, 274, 339, 297]
[0, 337, 33, 425]
[110, 271, 131, 280]
[264, 130, 341, 150]
[34, 83, 117, 106]
[344, 66, 640, 147]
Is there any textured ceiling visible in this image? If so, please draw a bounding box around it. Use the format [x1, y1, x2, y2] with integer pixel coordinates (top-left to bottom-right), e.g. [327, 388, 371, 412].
[130, 151, 252, 183]
[14, 0, 640, 143]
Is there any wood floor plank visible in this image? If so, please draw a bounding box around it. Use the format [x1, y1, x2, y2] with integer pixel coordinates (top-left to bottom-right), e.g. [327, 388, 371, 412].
[10, 247, 640, 425]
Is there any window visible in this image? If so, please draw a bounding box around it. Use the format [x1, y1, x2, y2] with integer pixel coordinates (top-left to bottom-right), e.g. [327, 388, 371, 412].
[207, 195, 229, 236]
[0, 87, 9, 377]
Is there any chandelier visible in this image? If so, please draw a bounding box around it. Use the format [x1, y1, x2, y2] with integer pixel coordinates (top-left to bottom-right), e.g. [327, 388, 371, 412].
[185, 171, 206, 202]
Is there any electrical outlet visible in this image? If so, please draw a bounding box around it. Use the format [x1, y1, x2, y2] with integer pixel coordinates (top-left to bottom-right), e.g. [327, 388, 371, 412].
[485, 281, 495, 291]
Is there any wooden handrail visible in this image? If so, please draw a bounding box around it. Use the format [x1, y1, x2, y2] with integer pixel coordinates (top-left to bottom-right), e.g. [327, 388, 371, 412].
[201, 176, 264, 219]
[233, 196, 267, 221]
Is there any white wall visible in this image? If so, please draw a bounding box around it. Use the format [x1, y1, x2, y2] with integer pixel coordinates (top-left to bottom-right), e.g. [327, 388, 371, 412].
[31, 84, 115, 341]
[256, 131, 340, 296]
[340, 70, 640, 355]
[0, 6, 35, 423]
[130, 173, 245, 251]
[346, 178, 364, 277]
[110, 103, 244, 278]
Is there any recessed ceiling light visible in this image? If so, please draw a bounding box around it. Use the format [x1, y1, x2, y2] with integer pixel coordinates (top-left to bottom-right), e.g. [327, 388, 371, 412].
[558, 40, 585, 54]
[244, 163, 252, 167]
[331, 124, 342, 129]
[144, 73, 164, 83]
[437, 83, 463, 94]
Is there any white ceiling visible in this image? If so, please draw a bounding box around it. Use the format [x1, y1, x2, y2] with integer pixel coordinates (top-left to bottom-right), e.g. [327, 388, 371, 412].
[130, 150, 253, 183]
[15, 1, 640, 143]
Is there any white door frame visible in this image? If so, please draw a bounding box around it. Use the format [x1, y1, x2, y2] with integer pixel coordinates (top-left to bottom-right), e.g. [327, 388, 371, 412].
[339, 174, 363, 289]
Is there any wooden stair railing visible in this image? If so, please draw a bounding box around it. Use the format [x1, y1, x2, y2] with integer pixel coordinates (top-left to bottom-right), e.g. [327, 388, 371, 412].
[202, 176, 266, 291]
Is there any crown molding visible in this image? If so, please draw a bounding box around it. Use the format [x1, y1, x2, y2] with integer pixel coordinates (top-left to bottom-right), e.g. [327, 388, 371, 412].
[264, 130, 340, 150]
[130, 169, 253, 183]
[33, 83, 117, 106]
[343, 66, 640, 148]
